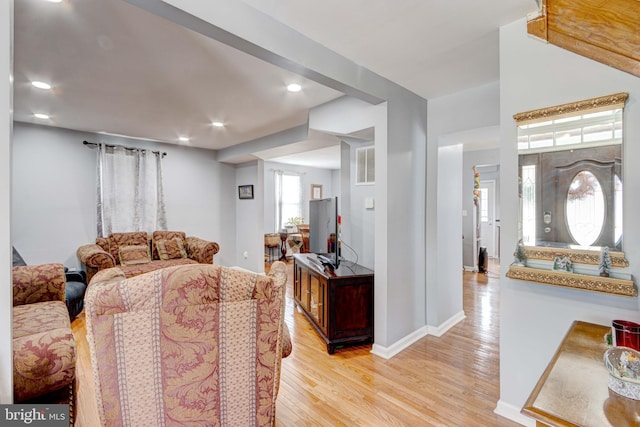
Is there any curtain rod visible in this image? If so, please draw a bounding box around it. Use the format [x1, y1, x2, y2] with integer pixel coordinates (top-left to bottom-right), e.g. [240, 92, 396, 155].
[269, 168, 306, 175]
[83, 140, 167, 158]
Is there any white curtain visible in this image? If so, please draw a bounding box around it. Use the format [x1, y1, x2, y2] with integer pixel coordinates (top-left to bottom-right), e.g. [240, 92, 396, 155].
[274, 170, 303, 232]
[275, 170, 284, 232]
[96, 144, 167, 237]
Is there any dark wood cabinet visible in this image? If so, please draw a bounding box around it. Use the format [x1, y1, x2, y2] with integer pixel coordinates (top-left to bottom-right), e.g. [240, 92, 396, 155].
[293, 254, 374, 354]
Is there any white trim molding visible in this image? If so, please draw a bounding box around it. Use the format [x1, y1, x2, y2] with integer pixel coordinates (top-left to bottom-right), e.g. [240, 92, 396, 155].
[494, 400, 535, 427]
[427, 311, 466, 337]
[371, 326, 428, 359]
[370, 311, 466, 359]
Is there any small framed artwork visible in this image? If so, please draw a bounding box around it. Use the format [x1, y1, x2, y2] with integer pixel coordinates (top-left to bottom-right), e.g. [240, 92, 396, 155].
[311, 184, 323, 200]
[238, 185, 254, 200]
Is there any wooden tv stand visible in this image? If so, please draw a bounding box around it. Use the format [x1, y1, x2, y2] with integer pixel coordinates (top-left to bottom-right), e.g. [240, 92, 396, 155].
[293, 254, 374, 354]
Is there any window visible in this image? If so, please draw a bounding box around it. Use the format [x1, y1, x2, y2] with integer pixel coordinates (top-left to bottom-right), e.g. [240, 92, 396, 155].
[614, 174, 623, 245]
[566, 171, 605, 247]
[96, 144, 166, 236]
[275, 171, 302, 231]
[521, 165, 536, 245]
[356, 146, 375, 185]
[479, 188, 489, 222]
[517, 108, 622, 153]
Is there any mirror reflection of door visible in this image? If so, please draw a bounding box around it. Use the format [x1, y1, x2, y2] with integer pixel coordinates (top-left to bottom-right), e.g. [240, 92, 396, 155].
[519, 145, 621, 249]
[479, 180, 496, 258]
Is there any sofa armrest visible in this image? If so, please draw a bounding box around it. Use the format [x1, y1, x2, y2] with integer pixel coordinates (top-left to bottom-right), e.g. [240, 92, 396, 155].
[12, 263, 66, 307]
[89, 267, 126, 287]
[185, 236, 220, 264]
[77, 244, 116, 270]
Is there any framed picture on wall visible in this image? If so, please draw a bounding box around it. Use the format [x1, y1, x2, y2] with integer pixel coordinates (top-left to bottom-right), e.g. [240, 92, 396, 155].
[311, 184, 323, 200]
[238, 185, 254, 199]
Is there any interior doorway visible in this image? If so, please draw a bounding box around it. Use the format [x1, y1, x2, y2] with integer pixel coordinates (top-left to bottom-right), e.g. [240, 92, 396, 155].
[479, 179, 497, 259]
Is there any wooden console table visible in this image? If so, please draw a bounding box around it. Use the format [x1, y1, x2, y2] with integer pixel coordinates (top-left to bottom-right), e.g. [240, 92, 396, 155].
[293, 254, 374, 354]
[522, 320, 640, 426]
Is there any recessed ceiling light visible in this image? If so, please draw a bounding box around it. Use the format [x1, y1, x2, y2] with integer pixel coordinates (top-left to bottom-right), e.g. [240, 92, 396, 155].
[211, 121, 224, 128]
[47, 0, 63, 3]
[34, 113, 50, 120]
[179, 137, 190, 142]
[287, 83, 302, 93]
[32, 81, 52, 90]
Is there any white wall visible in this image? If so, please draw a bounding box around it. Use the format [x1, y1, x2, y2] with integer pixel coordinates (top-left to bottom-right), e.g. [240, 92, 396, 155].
[427, 83, 500, 327]
[497, 18, 640, 424]
[12, 122, 238, 268]
[263, 161, 336, 233]
[0, 0, 12, 404]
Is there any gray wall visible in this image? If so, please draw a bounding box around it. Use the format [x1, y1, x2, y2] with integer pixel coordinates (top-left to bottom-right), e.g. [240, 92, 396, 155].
[427, 83, 500, 328]
[497, 18, 640, 424]
[385, 91, 429, 342]
[0, 0, 11, 403]
[235, 161, 264, 272]
[11, 122, 238, 268]
[344, 141, 375, 269]
[436, 144, 463, 327]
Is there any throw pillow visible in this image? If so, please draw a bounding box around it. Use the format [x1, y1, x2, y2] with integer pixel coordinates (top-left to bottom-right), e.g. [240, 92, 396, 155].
[118, 245, 151, 266]
[156, 238, 188, 260]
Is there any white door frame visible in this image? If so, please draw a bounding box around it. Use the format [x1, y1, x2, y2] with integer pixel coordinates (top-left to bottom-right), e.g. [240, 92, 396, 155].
[480, 179, 496, 258]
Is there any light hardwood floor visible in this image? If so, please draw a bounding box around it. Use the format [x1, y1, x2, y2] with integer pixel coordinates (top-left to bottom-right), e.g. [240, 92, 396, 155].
[72, 259, 519, 426]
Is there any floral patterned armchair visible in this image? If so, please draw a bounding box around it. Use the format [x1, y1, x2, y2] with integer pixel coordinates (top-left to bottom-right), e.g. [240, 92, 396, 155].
[12, 263, 76, 404]
[77, 230, 220, 283]
[85, 261, 290, 426]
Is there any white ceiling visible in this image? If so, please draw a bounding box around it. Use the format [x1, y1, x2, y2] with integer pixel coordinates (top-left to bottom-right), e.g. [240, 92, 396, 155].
[241, 0, 537, 99]
[13, 0, 537, 167]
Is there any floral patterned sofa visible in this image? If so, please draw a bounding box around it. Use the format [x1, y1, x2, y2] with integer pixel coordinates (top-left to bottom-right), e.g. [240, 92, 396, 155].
[85, 261, 291, 426]
[12, 263, 76, 404]
[77, 230, 220, 282]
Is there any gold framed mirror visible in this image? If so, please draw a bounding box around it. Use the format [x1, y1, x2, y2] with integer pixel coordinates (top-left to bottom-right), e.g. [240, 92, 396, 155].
[508, 93, 636, 297]
[515, 92, 628, 251]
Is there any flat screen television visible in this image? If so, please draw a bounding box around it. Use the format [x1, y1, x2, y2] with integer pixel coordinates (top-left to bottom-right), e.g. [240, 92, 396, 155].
[309, 196, 340, 269]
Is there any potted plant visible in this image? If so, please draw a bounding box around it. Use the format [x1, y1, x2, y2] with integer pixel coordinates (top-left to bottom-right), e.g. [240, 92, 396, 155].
[599, 246, 612, 277]
[285, 216, 304, 233]
[512, 239, 527, 266]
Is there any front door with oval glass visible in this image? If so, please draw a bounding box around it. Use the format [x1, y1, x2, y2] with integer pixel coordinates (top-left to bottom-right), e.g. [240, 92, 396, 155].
[519, 145, 621, 249]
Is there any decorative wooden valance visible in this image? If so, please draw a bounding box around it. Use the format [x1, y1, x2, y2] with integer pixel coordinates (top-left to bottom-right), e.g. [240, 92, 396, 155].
[507, 265, 637, 297]
[527, 0, 640, 78]
[522, 246, 629, 268]
[513, 92, 628, 126]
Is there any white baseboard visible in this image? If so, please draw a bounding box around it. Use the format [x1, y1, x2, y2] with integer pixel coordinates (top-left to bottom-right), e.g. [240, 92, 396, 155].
[494, 400, 535, 427]
[463, 265, 476, 272]
[370, 311, 466, 359]
[228, 266, 266, 275]
[426, 310, 465, 337]
[371, 326, 428, 359]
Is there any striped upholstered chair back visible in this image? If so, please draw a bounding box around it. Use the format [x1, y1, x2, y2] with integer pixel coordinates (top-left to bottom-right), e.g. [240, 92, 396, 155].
[85, 262, 288, 427]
